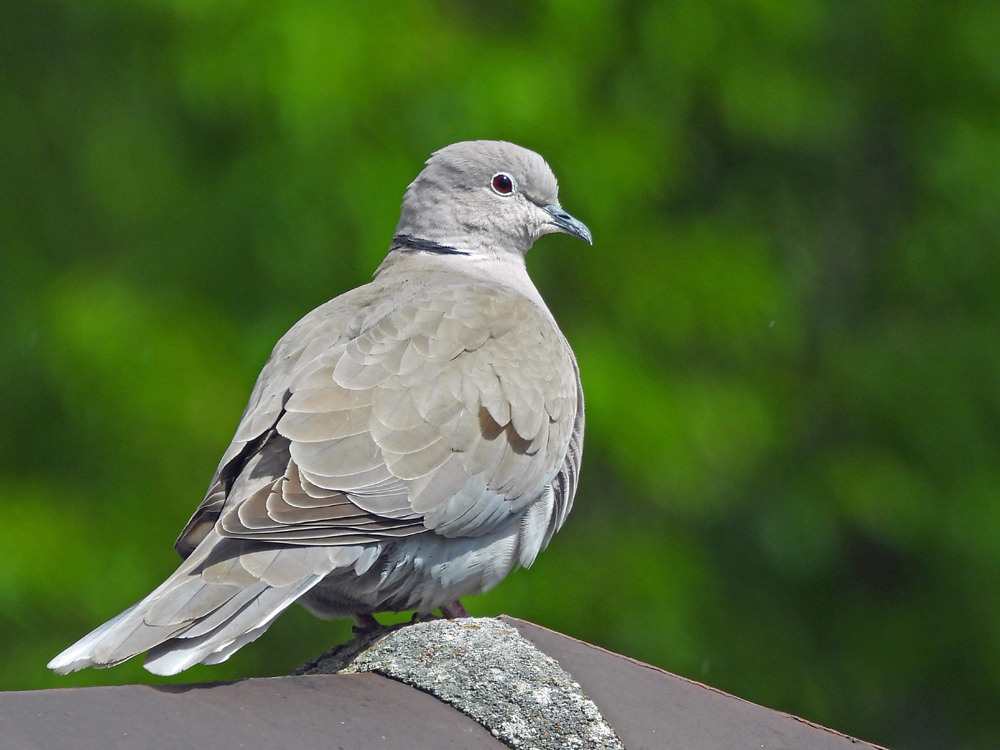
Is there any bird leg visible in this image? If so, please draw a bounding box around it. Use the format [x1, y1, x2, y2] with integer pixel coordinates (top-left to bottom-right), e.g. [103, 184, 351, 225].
[409, 600, 470, 624]
[352, 613, 381, 633]
[440, 600, 470, 619]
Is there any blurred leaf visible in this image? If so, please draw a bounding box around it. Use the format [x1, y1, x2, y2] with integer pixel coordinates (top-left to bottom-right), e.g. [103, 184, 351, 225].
[3, 2, 1000, 748]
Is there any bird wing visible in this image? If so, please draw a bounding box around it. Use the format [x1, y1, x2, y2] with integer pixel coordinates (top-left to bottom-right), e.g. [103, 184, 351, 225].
[176, 271, 581, 556]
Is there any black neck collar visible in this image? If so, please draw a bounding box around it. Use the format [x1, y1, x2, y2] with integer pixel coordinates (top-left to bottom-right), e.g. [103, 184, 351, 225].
[392, 234, 470, 256]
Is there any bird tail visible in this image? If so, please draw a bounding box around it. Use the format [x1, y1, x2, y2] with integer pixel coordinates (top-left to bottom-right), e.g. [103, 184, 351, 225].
[47, 533, 350, 676]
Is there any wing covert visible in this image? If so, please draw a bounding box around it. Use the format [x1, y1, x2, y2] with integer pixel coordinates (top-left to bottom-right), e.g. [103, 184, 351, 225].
[177, 274, 581, 555]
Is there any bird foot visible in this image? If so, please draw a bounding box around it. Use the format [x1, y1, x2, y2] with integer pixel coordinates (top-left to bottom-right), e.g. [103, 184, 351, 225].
[351, 613, 381, 633]
[409, 600, 470, 624]
[440, 600, 470, 619]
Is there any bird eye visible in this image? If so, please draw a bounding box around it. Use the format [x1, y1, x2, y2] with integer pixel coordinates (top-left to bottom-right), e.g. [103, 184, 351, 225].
[491, 173, 515, 195]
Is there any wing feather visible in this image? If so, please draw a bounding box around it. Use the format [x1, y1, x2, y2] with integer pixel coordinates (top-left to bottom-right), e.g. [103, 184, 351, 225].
[180, 274, 580, 550]
[277, 406, 372, 442]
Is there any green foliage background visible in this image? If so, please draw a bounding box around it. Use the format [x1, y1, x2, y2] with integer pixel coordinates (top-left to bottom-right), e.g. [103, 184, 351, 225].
[3, 1, 999, 747]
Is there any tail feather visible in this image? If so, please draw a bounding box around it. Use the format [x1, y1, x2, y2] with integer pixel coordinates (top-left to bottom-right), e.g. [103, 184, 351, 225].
[201, 625, 269, 666]
[144, 577, 242, 627]
[143, 573, 325, 675]
[147, 624, 268, 674]
[176, 584, 268, 638]
[47, 532, 335, 675]
[47, 603, 148, 673]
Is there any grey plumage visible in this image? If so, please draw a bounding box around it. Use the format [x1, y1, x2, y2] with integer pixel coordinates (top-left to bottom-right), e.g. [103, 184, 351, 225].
[48, 140, 589, 676]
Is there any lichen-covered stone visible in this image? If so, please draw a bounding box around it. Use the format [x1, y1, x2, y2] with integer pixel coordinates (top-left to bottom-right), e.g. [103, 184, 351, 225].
[298, 617, 623, 750]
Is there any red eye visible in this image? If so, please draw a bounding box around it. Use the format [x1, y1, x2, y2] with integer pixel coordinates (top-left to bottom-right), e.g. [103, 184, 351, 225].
[492, 173, 514, 194]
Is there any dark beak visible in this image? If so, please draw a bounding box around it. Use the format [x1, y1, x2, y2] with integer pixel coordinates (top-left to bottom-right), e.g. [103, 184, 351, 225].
[541, 204, 593, 245]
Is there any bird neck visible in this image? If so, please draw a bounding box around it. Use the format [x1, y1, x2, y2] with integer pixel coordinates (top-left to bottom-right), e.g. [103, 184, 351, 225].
[373, 245, 551, 315]
[390, 234, 470, 256]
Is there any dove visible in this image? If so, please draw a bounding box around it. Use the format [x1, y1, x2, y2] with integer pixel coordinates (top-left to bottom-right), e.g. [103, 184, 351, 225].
[49, 140, 590, 676]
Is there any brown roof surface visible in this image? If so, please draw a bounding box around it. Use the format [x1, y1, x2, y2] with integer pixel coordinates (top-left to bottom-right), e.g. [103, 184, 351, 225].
[505, 617, 886, 750]
[0, 616, 886, 750]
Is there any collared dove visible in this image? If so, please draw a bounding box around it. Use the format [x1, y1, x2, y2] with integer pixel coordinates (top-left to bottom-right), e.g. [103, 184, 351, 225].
[49, 140, 590, 676]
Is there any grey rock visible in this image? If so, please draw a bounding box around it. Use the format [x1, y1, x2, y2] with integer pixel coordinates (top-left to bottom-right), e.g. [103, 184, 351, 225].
[298, 617, 624, 750]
